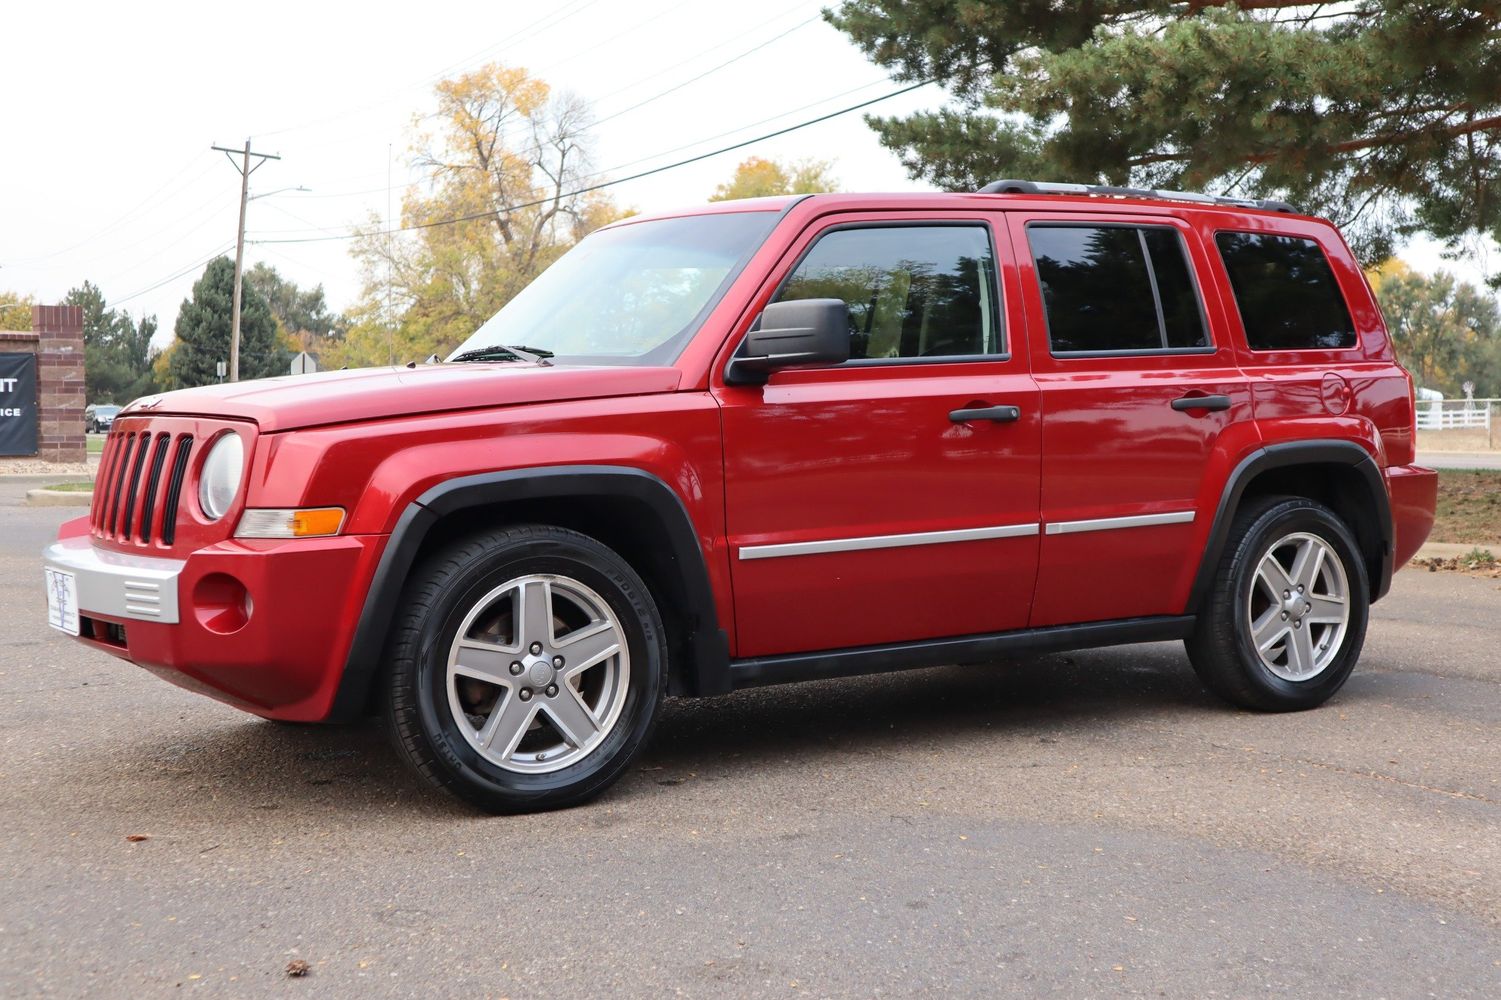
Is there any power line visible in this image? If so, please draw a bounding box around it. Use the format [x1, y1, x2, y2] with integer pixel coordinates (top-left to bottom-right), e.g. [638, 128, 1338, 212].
[265, 0, 822, 199]
[248, 80, 932, 247]
[602, 77, 894, 177]
[287, 74, 893, 209]
[53, 186, 237, 277]
[3, 156, 216, 266]
[522, 0, 705, 83]
[587, 1, 817, 113]
[418, 0, 607, 91]
[253, 0, 705, 165]
[588, 16, 821, 131]
[454, 3, 823, 172]
[250, 0, 606, 142]
[111, 243, 235, 306]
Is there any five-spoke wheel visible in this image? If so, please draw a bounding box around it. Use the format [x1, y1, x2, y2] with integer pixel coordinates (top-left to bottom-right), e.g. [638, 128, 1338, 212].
[1246, 532, 1350, 682]
[384, 525, 667, 813]
[1187, 496, 1368, 711]
[447, 575, 629, 773]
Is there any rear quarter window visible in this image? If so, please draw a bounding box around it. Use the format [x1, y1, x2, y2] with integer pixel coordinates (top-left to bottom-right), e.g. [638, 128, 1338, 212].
[1215, 232, 1356, 351]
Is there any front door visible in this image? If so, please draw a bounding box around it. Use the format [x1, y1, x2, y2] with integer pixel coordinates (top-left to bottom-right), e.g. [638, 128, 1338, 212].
[715, 214, 1042, 658]
[1005, 211, 1255, 627]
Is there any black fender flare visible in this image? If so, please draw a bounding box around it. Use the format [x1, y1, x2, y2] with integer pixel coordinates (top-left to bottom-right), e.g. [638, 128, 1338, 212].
[1186, 439, 1393, 615]
[328, 465, 731, 721]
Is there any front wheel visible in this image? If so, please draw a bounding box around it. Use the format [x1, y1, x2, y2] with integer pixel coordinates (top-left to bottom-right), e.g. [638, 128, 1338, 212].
[383, 525, 667, 813]
[1186, 496, 1369, 711]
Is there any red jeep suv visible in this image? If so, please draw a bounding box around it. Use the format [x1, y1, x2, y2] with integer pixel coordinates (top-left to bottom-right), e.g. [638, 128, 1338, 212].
[44, 182, 1437, 812]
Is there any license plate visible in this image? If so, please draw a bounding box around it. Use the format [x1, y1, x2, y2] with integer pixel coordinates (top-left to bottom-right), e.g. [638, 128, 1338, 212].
[44, 568, 80, 636]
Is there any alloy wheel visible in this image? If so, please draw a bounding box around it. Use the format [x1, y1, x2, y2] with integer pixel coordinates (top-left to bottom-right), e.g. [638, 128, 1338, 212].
[1245, 531, 1351, 682]
[445, 574, 629, 773]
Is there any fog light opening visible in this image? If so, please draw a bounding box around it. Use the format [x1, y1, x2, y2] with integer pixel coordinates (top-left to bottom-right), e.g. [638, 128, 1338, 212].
[192, 573, 251, 634]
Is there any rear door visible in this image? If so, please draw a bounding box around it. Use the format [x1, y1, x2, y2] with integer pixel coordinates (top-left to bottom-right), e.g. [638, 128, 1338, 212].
[1210, 226, 1398, 446]
[1005, 211, 1256, 627]
[714, 212, 1042, 657]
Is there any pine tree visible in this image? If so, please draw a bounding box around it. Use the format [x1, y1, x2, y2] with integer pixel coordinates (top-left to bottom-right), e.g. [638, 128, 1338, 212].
[829, 1, 1501, 263]
[167, 257, 287, 389]
[64, 280, 160, 403]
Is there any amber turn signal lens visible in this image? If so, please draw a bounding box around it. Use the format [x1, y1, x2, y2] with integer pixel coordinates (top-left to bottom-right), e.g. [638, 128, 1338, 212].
[234, 507, 345, 539]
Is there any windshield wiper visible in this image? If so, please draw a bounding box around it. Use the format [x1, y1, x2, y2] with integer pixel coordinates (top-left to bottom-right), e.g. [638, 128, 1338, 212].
[449, 344, 554, 365]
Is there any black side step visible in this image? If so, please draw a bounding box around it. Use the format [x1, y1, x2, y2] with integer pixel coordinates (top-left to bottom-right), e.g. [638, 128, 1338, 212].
[729, 616, 1196, 689]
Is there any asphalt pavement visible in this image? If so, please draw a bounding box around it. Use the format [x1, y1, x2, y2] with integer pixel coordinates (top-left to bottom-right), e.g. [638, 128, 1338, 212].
[2, 483, 1498, 998]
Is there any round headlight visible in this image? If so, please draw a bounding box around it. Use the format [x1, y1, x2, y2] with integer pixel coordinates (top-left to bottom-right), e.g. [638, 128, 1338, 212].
[199, 433, 245, 521]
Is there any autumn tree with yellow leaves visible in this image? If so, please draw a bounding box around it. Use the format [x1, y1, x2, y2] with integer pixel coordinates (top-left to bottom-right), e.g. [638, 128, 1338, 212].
[1368, 259, 1501, 396]
[334, 64, 627, 367]
[709, 156, 839, 202]
[0, 292, 36, 331]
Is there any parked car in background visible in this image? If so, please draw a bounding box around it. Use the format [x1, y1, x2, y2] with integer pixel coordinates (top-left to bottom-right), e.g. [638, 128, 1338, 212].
[43, 183, 1436, 814]
[84, 404, 121, 434]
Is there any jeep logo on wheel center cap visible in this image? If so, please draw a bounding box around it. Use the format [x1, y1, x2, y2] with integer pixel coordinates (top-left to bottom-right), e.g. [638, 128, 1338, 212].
[527, 660, 554, 687]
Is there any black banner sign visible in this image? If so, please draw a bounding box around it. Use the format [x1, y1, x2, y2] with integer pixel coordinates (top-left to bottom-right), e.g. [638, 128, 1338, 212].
[0, 354, 38, 456]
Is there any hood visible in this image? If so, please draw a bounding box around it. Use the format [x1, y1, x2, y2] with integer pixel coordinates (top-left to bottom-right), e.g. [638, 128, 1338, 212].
[122, 363, 682, 433]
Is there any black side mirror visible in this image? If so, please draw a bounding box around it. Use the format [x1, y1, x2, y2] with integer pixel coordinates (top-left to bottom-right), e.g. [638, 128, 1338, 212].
[725, 298, 851, 384]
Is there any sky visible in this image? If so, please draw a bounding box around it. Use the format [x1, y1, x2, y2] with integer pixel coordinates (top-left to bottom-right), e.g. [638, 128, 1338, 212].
[0, 0, 1485, 348]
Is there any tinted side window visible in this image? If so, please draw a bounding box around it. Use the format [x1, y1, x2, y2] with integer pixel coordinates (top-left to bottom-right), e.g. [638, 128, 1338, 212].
[1028, 225, 1209, 354]
[1215, 232, 1356, 350]
[776, 226, 1000, 360]
[1143, 229, 1207, 350]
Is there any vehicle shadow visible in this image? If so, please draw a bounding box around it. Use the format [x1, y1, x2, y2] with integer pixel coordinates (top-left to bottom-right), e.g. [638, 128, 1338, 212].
[93, 641, 1394, 817]
[642, 642, 1212, 771]
[96, 639, 1404, 816]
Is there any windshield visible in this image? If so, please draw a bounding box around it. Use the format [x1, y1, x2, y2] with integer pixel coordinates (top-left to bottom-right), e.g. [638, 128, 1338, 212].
[449, 211, 779, 366]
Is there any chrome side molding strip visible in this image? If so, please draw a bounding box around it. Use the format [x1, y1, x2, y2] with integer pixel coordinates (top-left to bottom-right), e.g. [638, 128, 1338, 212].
[1044, 511, 1195, 535]
[738, 523, 1039, 561]
[738, 510, 1196, 559]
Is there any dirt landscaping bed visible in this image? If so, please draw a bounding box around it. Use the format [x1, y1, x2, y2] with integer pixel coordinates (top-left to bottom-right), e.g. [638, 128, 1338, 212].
[1412, 551, 1501, 578]
[1428, 470, 1501, 545]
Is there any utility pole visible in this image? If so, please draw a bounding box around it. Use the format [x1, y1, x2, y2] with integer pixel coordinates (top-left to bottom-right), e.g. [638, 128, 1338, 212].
[211, 140, 280, 382]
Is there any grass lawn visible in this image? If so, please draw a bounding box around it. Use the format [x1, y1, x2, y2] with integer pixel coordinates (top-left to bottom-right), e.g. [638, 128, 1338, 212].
[86, 434, 104, 454]
[1430, 470, 1501, 545]
[41, 481, 94, 493]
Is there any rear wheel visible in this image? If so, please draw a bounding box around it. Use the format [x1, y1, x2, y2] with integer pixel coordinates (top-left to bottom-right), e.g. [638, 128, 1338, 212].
[384, 525, 666, 813]
[1186, 496, 1369, 711]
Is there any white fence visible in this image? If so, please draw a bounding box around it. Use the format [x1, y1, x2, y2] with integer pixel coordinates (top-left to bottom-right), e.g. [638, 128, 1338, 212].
[1416, 398, 1496, 431]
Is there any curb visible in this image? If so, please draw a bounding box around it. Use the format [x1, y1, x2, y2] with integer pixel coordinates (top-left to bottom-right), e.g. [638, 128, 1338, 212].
[25, 488, 93, 508]
[0, 472, 96, 482]
[1414, 541, 1497, 560]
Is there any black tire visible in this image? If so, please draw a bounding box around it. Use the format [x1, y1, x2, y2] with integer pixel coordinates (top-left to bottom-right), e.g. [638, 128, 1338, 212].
[383, 524, 667, 813]
[1186, 496, 1369, 712]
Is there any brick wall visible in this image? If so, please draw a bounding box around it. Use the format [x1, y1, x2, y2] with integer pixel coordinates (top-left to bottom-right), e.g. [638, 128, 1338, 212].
[30, 305, 86, 462]
[0, 331, 39, 355]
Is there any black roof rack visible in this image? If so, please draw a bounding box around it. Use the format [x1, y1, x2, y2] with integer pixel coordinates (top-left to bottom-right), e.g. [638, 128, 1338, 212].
[977, 179, 1297, 215]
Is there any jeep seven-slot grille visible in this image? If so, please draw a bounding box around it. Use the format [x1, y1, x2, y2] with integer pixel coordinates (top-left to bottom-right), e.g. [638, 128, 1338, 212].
[92, 431, 194, 544]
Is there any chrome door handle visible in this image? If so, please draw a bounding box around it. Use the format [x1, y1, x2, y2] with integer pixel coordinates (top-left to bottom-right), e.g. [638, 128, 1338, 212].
[949, 405, 1021, 423]
[1171, 394, 1232, 412]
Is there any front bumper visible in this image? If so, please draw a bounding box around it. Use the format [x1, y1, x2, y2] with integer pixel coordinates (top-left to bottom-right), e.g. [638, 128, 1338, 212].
[44, 531, 389, 721]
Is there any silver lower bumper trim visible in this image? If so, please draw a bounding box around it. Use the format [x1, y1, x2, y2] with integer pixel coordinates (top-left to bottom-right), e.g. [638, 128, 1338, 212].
[42, 537, 184, 624]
